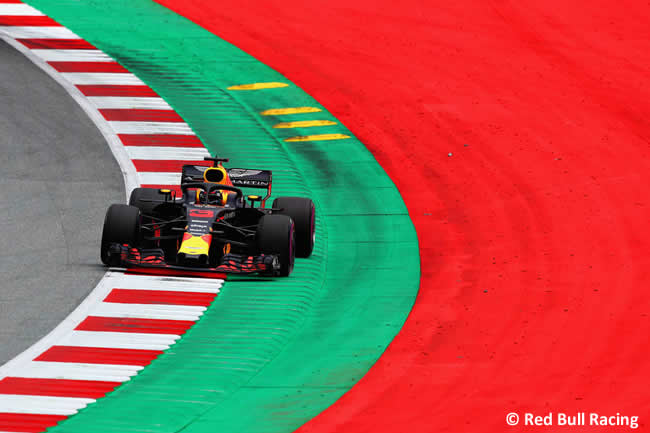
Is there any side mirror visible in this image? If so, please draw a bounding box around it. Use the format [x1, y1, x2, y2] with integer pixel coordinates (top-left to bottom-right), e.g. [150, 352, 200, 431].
[247, 195, 262, 207]
[159, 188, 173, 201]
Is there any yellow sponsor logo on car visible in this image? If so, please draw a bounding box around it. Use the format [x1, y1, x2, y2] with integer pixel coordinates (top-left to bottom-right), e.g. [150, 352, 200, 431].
[178, 233, 211, 256]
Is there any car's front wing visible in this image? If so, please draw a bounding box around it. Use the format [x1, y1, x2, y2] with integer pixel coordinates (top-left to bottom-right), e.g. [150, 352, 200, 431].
[106, 244, 279, 275]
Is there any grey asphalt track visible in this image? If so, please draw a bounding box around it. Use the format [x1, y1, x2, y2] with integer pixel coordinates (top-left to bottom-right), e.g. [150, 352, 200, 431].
[0, 39, 124, 364]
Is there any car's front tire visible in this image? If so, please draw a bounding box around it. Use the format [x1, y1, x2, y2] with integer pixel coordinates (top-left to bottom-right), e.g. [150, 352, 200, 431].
[272, 197, 315, 258]
[256, 214, 295, 276]
[100, 204, 141, 265]
[129, 187, 165, 216]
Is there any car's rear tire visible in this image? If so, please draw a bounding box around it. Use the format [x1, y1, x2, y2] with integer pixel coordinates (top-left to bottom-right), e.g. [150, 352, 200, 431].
[129, 187, 165, 216]
[256, 214, 295, 276]
[272, 197, 315, 258]
[100, 204, 141, 265]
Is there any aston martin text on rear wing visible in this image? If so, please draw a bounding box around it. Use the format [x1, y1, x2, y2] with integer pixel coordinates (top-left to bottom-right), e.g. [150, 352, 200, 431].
[227, 168, 272, 189]
[227, 168, 272, 204]
[181, 165, 271, 188]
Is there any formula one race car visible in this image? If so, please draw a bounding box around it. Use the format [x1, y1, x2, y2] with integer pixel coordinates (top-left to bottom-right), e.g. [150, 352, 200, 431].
[100, 157, 315, 276]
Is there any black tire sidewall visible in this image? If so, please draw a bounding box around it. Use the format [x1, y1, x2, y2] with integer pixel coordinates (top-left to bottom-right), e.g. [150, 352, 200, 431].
[100, 204, 141, 264]
[256, 214, 295, 276]
[272, 197, 315, 258]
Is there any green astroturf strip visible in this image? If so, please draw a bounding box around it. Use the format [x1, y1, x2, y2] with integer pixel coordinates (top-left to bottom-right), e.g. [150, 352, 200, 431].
[23, 1, 419, 431]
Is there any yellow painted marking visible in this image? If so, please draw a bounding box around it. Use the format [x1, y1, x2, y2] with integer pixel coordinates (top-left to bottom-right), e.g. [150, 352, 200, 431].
[260, 107, 322, 116]
[227, 82, 289, 90]
[285, 133, 351, 142]
[273, 120, 337, 129]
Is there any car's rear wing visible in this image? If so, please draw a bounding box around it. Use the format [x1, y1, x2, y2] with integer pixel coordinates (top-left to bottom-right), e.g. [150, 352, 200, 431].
[181, 164, 273, 205]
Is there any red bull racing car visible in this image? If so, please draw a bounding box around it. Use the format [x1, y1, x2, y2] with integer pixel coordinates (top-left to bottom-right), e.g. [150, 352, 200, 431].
[100, 157, 315, 276]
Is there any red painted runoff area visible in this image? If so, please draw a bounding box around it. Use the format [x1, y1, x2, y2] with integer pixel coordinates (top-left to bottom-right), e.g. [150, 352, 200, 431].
[158, 0, 650, 431]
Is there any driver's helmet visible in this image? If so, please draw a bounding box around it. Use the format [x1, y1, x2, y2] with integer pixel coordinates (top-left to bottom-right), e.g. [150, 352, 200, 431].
[202, 166, 232, 206]
[194, 187, 223, 205]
